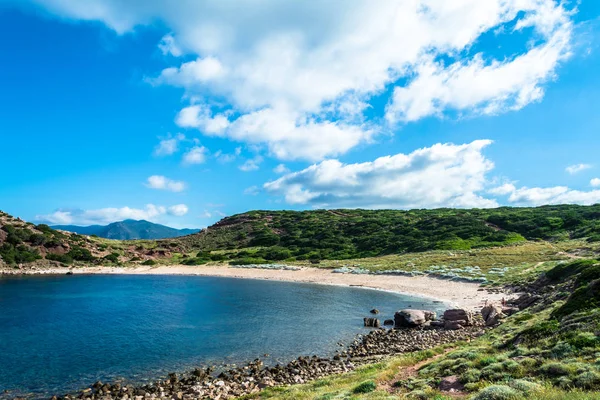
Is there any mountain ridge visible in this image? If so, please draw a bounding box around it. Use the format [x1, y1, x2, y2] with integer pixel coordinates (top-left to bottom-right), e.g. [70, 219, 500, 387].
[52, 219, 199, 240]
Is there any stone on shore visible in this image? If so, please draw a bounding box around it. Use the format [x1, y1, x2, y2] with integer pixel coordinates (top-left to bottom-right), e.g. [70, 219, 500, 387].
[443, 309, 473, 330]
[481, 304, 505, 327]
[394, 309, 436, 328]
[363, 317, 380, 327]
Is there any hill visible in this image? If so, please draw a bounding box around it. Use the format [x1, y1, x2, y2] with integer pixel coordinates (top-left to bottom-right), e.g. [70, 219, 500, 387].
[52, 219, 199, 240]
[175, 205, 600, 263]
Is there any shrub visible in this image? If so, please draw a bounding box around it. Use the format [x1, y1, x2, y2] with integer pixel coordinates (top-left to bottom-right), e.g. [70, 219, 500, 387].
[67, 246, 95, 262]
[182, 257, 208, 265]
[550, 342, 574, 358]
[539, 362, 573, 377]
[478, 357, 498, 367]
[28, 233, 47, 246]
[461, 368, 482, 383]
[567, 332, 599, 349]
[508, 379, 541, 395]
[102, 253, 120, 264]
[141, 259, 156, 266]
[229, 257, 268, 265]
[574, 371, 600, 389]
[471, 385, 521, 400]
[46, 253, 73, 264]
[352, 381, 376, 394]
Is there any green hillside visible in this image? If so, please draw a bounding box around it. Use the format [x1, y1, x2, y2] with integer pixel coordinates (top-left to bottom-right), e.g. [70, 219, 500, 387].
[176, 205, 600, 263]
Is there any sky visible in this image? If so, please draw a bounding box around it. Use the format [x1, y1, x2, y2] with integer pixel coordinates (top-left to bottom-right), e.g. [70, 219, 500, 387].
[1, 0, 600, 229]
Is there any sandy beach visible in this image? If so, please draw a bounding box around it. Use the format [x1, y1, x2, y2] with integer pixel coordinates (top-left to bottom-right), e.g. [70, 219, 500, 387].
[1, 264, 508, 310]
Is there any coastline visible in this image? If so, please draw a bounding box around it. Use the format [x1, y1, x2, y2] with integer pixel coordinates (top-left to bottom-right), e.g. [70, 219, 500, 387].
[0, 264, 508, 310]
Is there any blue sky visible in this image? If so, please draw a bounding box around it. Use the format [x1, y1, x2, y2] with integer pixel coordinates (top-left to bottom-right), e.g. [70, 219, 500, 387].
[1, 1, 600, 228]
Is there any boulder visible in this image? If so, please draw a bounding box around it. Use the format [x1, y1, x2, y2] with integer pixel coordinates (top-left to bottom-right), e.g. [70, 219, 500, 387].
[370, 308, 380, 314]
[394, 309, 436, 328]
[443, 309, 473, 327]
[515, 294, 542, 310]
[383, 319, 394, 326]
[363, 317, 380, 328]
[444, 321, 464, 330]
[502, 306, 519, 316]
[481, 304, 505, 327]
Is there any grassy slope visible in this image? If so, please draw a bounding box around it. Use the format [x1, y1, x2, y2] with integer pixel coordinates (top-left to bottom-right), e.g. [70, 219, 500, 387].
[174, 205, 600, 265]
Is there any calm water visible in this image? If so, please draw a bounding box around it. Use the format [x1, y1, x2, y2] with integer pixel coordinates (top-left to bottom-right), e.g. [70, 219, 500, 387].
[0, 274, 445, 398]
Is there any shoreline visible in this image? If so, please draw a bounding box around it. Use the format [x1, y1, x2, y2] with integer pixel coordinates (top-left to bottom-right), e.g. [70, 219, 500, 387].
[0, 264, 508, 310]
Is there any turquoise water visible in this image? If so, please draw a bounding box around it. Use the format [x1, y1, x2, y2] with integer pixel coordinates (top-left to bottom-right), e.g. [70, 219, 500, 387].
[0, 274, 445, 398]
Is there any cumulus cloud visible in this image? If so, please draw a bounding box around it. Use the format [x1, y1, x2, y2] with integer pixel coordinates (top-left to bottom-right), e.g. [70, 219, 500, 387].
[265, 140, 498, 209]
[273, 164, 290, 174]
[167, 204, 189, 216]
[491, 184, 600, 206]
[182, 146, 208, 165]
[239, 156, 263, 172]
[591, 178, 600, 187]
[24, 0, 575, 162]
[154, 133, 185, 156]
[566, 163, 592, 174]
[244, 186, 259, 196]
[37, 204, 189, 225]
[145, 175, 186, 192]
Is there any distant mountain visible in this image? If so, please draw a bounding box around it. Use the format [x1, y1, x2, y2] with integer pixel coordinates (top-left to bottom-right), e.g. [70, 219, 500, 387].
[52, 220, 200, 240]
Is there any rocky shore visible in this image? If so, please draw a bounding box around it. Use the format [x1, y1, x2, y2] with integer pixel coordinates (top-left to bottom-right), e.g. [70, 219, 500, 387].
[46, 308, 492, 400]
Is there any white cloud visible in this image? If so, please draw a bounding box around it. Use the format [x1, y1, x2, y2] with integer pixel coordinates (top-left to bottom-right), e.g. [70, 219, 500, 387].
[25, 0, 575, 162]
[566, 163, 592, 174]
[244, 186, 259, 196]
[214, 149, 238, 163]
[182, 145, 208, 165]
[264, 140, 498, 209]
[200, 210, 212, 218]
[37, 204, 188, 225]
[145, 175, 186, 192]
[154, 133, 185, 156]
[167, 204, 189, 216]
[273, 164, 290, 174]
[239, 156, 263, 172]
[492, 185, 600, 206]
[158, 33, 183, 57]
[591, 178, 600, 187]
[488, 183, 517, 195]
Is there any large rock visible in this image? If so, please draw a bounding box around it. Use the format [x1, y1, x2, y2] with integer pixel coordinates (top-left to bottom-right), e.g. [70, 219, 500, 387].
[481, 304, 505, 327]
[443, 309, 473, 328]
[363, 317, 380, 328]
[394, 309, 436, 328]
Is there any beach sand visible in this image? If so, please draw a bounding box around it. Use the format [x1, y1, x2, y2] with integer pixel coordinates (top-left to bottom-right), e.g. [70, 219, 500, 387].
[2, 264, 509, 310]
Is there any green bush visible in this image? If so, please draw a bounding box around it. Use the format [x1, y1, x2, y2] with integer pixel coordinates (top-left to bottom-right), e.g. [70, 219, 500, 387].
[508, 379, 541, 395]
[141, 259, 156, 266]
[352, 381, 376, 394]
[67, 246, 96, 262]
[229, 257, 268, 265]
[539, 362, 573, 377]
[574, 371, 600, 389]
[102, 253, 120, 264]
[46, 253, 73, 264]
[182, 257, 209, 265]
[471, 385, 521, 400]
